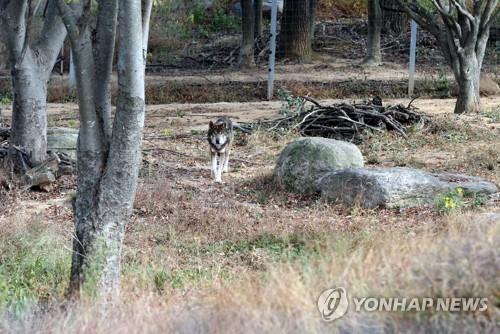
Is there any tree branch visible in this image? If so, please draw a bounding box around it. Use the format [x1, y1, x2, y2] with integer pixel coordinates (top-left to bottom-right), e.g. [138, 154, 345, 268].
[14, 0, 33, 69]
[397, 1, 441, 37]
[2, 0, 28, 61]
[32, 0, 44, 15]
[481, 0, 499, 29]
[450, 0, 476, 24]
[94, 0, 118, 144]
[54, 0, 79, 42]
[142, 0, 153, 59]
[431, 0, 466, 41]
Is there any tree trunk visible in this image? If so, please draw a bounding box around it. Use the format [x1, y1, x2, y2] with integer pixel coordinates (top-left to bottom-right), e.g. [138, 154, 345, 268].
[57, 0, 150, 301]
[68, 24, 108, 297]
[453, 52, 481, 114]
[94, 0, 119, 144]
[239, 0, 255, 68]
[381, 0, 407, 34]
[10, 54, 47, 167]
[280, 0, 313, 62]
[254, 0, 263, 40]
[363, 0, 382, 66]
[2, 1, 72, 168]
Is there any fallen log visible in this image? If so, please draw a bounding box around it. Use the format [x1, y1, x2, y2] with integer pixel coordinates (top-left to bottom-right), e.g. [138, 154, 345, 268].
[22, 152, 60, 191]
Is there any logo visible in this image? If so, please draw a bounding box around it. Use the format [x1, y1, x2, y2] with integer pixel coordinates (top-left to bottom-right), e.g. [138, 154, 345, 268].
[317, 286, 489, 322]
[317, 287, 349, 322]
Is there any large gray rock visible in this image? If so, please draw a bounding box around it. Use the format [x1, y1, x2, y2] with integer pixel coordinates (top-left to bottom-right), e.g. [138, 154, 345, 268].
[274, 137, 364, 193]
[47, 127, 78, 159]
[317, 167, 498, 209]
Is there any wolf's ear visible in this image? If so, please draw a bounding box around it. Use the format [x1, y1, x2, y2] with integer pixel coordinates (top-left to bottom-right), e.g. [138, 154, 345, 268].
[209, 121, 214, 129]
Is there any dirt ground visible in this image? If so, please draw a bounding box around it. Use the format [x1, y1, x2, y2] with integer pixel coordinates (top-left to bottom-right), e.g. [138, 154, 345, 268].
[2, 96, 498, 226]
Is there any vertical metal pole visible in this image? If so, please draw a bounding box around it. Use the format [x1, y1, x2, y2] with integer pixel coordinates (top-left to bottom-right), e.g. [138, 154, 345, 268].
[267, 0, 278, 100]
[408, 20, 417, 97]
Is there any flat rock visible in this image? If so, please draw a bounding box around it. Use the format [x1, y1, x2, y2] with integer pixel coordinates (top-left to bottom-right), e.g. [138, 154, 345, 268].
[47, 127, 78, 159]
[274, 137, 364, 194]
[317, 167, 498, 208]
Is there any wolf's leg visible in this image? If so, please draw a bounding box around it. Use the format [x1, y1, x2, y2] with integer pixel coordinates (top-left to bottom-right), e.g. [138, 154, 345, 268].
[211, 151, 217, 179]
[215, 152, 224, 182]
[223, 148, 230, 173]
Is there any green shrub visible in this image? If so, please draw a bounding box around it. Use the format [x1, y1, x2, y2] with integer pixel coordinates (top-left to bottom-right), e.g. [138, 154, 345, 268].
[276, 89, 304, 116]
[0, 224, 70, 312]
[0, 95, 11, 105]
[189, 1, 239, 36]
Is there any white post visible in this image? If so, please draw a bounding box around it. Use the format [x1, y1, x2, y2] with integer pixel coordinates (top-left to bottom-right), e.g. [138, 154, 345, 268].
[408, 20, 417, 97]
[267, 0, 279, 100]
[68, 49, 76, 92]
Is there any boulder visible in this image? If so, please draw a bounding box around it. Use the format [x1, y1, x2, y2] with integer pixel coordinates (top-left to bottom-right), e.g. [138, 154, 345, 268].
[47, 127, 78, 160]
[274, 137, 364, 194]
[479, 73, 500, 96]
[317, 167, 498, 209]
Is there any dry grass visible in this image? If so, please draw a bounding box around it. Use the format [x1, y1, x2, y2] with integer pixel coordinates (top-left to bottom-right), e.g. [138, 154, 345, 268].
[1, 213, 498, 333]
[359, 113, 500, 183]
[1, 103, 499, 333]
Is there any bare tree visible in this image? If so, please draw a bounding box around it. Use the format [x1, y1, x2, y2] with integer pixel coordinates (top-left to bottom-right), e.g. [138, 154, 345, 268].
[363, 0, 383, 65]
[239, 0, 255, 68]
[55, 0, 152, 300]
[398, 0, 499, 114]
[279, 0, 319, 62]
[0, 0, 79, 168]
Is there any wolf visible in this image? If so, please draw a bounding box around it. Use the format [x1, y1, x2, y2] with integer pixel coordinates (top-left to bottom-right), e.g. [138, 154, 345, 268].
[207, 116, 234, 183]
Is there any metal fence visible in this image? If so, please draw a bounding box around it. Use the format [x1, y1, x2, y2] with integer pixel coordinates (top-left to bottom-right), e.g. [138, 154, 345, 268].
[28, 0, 500, 104]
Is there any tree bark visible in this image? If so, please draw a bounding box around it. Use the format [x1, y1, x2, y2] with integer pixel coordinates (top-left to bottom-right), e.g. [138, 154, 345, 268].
[381, 0, 407, 34]
[56, 0, 150, 301]
[10, 54, 47, 167]
[1, 0, 73, 167]
[453, 50, 481, 114]
[254, 0, 263, 40]
[94, 0, 119, 145]
[309, 0, 319, 41]
[280, 0, 315, 62]
[363, 0, 382, 66]
[239, 0, 255, 68]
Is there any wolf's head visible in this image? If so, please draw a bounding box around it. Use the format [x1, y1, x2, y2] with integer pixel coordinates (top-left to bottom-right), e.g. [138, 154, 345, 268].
[208, 120, 230, 151]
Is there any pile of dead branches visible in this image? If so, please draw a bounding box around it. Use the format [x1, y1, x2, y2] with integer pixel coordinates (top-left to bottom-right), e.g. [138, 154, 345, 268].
[238, 97, 426, 142]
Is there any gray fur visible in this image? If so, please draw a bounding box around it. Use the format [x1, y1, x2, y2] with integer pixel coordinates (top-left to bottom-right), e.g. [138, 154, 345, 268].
[208, 116, 234, 182]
